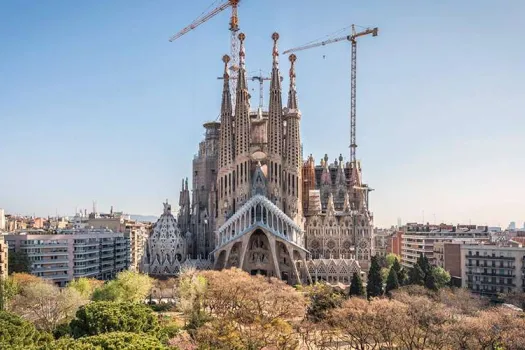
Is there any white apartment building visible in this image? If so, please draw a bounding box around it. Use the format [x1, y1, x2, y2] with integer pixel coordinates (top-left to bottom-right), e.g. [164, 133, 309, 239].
[401, 223, 490, 269]
[461, 243, 525, 297]
[4, 228, 129, 286]
[0, 208, 5, 231]
[124, 223, 149, 271]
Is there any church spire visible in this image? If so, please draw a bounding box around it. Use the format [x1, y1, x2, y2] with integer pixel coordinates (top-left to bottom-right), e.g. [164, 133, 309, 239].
[233, 32, 252, 207]
[287, 54, 298, 110]
[234, 32, 250, 158]
[268, 32, 283, 158]
[236, 33, 248, 92]
[219, 55, 233, 169]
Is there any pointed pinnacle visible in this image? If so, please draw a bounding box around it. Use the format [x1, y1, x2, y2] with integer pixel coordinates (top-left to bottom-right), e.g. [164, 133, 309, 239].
[272, 32, 279, 68]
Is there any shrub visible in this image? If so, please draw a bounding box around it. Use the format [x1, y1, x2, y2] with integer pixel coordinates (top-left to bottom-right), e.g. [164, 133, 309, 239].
[70, 301, 159, 338]
[0, 310, 52, 348]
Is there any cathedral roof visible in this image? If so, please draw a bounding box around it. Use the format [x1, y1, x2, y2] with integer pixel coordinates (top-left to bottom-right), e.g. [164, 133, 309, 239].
[213, 194, 307, 254]
[152, 201, 181, 240]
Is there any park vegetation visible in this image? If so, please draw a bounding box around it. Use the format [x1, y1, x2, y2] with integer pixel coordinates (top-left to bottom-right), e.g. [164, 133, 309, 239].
[0, 255, 524, 349]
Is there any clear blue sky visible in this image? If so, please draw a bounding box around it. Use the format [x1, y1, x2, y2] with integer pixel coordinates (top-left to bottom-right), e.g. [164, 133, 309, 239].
[1, 0, 524, 228]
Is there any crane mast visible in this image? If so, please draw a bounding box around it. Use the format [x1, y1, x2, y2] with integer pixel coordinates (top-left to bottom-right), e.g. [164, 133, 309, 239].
[169, 0, 241, 109]
[282, 25, 378, 165]
[217, 71, 272, 109]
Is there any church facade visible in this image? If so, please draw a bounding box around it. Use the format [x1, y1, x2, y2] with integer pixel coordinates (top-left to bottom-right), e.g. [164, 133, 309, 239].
[142, 32, 374, 285]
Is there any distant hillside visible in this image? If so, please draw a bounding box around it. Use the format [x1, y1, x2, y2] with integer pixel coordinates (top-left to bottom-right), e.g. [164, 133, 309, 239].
[130, 215, 158, 223]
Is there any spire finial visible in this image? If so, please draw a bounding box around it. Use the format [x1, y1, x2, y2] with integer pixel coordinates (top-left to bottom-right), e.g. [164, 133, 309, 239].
[272, 32, 279, 68]
[287, 54, 298, 109]
[222, 54, 230, 79]
[238, 33, 246, 70]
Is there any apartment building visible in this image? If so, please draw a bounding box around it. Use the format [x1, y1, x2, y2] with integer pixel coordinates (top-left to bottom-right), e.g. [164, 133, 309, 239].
[124, 222, 149, 271]
[461, 243, 525, 297]
[4, 228, 129, 286]
[0, 208, 5, 232]
[401, 223, 490, 269]
[0, 236, 7, 279]
[387, 230, 403, 256]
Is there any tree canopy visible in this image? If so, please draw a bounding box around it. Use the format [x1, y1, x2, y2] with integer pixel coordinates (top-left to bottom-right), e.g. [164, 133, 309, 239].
[304, 283, 344, 322]
[42, 332, 166, 350]
[68, 278, 104, 300]
[349, 272, 365, 297]
[409, 264, 425, 285]
[194, 268, 306, 349]
[385, 267, 400, 295]
[10, 279, 86, 332]
[366, 256, 383, 298]
[432, 266, 451, 289]
[0, 310, 52, 348]
[8, 250, 32, 274]
[92, 271, 153, 303]
[70, 302, 159, 338]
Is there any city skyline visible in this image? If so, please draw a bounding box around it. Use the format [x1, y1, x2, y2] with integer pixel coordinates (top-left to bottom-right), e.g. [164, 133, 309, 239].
[1, 0, 524, 227]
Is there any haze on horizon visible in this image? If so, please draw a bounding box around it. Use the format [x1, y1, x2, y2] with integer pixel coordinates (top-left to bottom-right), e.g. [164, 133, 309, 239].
[1, 0, 524, 228]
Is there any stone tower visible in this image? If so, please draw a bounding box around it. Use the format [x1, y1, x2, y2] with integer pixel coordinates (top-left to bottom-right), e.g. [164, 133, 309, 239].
[233, 33, 252, 211]
[217, 55, 234, 228]
[283, 54, 302, 225]
[267, 33, 284, 210]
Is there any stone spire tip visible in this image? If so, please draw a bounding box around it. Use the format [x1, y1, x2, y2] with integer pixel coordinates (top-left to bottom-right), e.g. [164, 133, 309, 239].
[222, 54, 230, 79]
[272, 32, 279, 68]
[238, 33, 246, 69]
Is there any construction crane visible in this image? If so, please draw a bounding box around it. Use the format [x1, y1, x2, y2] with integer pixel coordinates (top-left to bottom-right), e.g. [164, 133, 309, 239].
[250, 74, 271, 109]
[217, 72, 274, 109]
[282, 25, 378, 165]
[169, 0, 242, 107]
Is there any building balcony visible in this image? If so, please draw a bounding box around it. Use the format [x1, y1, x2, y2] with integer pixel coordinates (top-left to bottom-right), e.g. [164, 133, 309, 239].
[74, 256, 99, 262]
[466, 255, 515, 261]
[74, 271, 99, 278]
[74, 262, 99, 269]
[466, 271, 516, 277]
[74, 242, 100, 248]
[21, 243, 69, 248]
[465, 264, 515, 269]
[28, 251, 69, 257]
[32, 265, 69, 273]
[471, 280, 516, 287]
[39, 258, 70, 264]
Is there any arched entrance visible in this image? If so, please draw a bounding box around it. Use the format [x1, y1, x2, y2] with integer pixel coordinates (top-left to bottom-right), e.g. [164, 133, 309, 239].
[243, 229, 275, 277]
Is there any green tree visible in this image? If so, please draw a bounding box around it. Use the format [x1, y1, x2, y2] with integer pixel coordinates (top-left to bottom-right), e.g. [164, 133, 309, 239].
[385, 268, 400, 295]
[42, 332, 166, 350]
[68, 278, 103, 299]
[304, 283, 344, 322]
[0, 276, 19, 310]
[8, 250, 32, 274]
[0, 310, 52, 348]
[177, 267, 208, 329]
[380, 267, 390, 284]
[349, 272, 365, 297]
[409, 264, 425, 285]
[70, 301, 160, 338]
[92, 271, 153, 303]
[385, 253, 400, 268]
[366, 256, 383, 299]
[425, 270, 438, 291]
[416, 254, 431, 278]
[391, 258, 407, 285]
[431, 267, 451, 289]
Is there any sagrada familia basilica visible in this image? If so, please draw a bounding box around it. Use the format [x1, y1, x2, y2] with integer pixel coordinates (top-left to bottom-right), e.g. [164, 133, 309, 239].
[141, 32, 374, 286]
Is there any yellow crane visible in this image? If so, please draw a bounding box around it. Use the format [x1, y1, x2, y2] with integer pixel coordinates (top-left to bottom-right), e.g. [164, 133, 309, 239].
[282, 25, 378, 165]
[169, 0, 242, 107]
